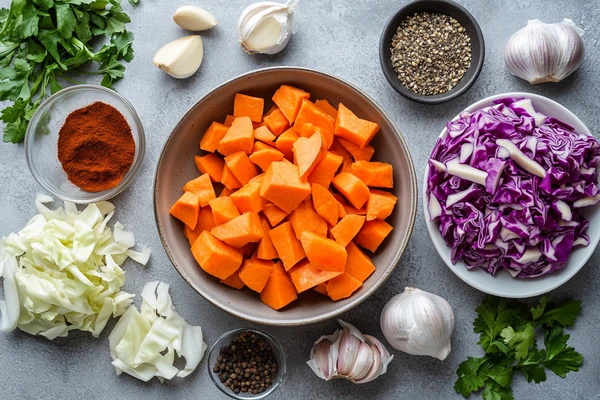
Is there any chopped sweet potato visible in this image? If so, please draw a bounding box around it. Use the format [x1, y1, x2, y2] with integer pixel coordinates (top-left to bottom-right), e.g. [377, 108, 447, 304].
[315, 99, 337, 119]
[209, 196, 240, 225]
[332, 172, 370, 209]
[288, 260, 343, 293]
[239, 257, 274, 293]
[260, 162, 311, 213]
[330, 214, 366, 247]
[294, 99, 334, 149]
[352, 161, 393, 188]
[354, 220, 393, 252]
[262, 203, 288, 226]
[219, 116, 254, 155]
[230, 182, 263, 213]
[170, 191, 200, 229]
[275, 127, 299, 161]
[194, 154, 224, 182]
[249, 147, 284, 171]
[211, 212, 264, 248]
[234, 93, 264, 123]
[260, 261, 298, 310]
[335, 103, 379, 148]
[224, 151, 259, 185]
[366, 190, 397, 221]
[293, 131, 323, 179]
[223, 115, 235, 127]
[183, 173, 216, 207]
[345, 241, 376, 282]
[200, 122, 229, 153]
[272, 85, 311, 123]
[337, 138, 375, 162]
[269, 221, 306, 270]
[256, 218, 278, 260]
[327, 272, 362, 301]
[289, 201, 328, 240]
[221, 164, 242, 191]
[191, 231, 243, 280]
[329, 138, 353, 160]
[300, 231, 347, 272]
[307, 151, 344, 188]
[314, 282, 328, 296]
[220, 269, 245, 289]
[253, 125, 277, 144]
[311, 183, 339, 227]
[183, 206, 216, 246]
[263, 107, 290, 136]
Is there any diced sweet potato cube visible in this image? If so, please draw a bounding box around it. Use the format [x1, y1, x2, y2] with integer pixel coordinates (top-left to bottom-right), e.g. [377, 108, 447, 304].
[234, 93, 264, 123]
[288, 260, 343, 293]
[224, 151, 259, 185]
[330, 214, 366, 247]
[339, 158, 353, 174]
[194, 154, 224, 182]
[170, 191, 200, 229]
[183, 206, 216, 246]
[294, 99, 334, 149]
[337, 138, 375, 162]
[183, 173, 216, 207]
[209, 196, 240, 225]
[211, 212, 264, 248]
[253, 125, 276, 144]
[223, 115, 235, 127]
[219, 116, 254, 155]
[289, 201, 328, 240]
[221, 164, 242, 190]
[200, 122, 229, 153]
[293, 131, 323, 180]
[332, 172, 370, 210]
[249, 147, 284, 171]
[344, 241, 376, 282]
[220, 269, 245, 289]
[327, 272, 362, 301]
[275, 127, 299, 161]
[315, 99, 337, 119]
[314, 282, 328, 296]
[335, 103, 380, 149]
[272, 85, 311, 123]
[311, 183, 338, 226]
[366, 190, 397, 221]
[262, 203, 288, 226]
[354, 220, 393, 252]
[263, 107, 290, 136]
[239, 257, 274, 293]
[300, 231, 347, 272]
[269, 221, 305, 270]
[230, 182, 263, 213]
[307, 151, 344, 188]
[191, 231, 243, 280]
[329, 138, 353, 160]
[260, 162, 311, 213]
[352, 161, 393, 188]
[260, 261, 298, 310]
[256, 217, 278, 260]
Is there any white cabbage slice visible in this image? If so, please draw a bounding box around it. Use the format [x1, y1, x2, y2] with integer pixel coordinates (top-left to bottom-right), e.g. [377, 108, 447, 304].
[109, 281, 207, 382]
[0, 195, 150, 338]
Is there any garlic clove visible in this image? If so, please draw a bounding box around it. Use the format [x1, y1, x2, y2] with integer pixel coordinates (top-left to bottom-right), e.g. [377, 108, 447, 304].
[353, 344, 382, 384]
[173, 6, 218, 31]
[152, 36, 203, 79]
[238, 1, 297, 55]
[346, 342, 374, 382]
[311, 340, 331, 379]
[336, 328, 361, 376]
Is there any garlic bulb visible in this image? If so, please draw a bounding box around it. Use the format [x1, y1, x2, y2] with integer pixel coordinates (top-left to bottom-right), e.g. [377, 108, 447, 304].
[153, 36, 203, 79]
[307, 320, 393, 384]
[238, 1, 298, 55]
[173, 6, 218, 31]
[504, 19, 585, 84]
[380, 287, 455, 360]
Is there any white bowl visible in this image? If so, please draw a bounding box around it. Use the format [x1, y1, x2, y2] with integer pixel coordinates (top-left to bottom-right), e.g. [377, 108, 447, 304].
[423, 92, 600, 298]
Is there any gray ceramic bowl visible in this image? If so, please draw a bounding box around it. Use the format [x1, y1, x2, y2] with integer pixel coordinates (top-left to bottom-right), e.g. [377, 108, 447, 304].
[154, 67, 417, 325]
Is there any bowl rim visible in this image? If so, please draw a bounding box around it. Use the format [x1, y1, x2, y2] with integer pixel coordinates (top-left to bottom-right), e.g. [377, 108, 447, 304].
[206, 328, 287, 399]
[378, 0, 485, 105]
[153, 66, 419, 325]
[24, 84, 146, 204]
[422, 91, 598, 298]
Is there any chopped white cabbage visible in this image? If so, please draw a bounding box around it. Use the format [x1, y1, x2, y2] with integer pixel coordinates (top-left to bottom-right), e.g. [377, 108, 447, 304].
[109, 281, 207, 382]
[0, 196, 151, 338]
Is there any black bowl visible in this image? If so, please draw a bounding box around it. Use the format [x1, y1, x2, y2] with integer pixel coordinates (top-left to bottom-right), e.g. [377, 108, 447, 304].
[379, 0, 485, 105]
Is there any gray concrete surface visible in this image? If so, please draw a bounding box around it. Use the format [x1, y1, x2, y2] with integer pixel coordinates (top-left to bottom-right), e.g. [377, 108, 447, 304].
[1, 0, 599, 399]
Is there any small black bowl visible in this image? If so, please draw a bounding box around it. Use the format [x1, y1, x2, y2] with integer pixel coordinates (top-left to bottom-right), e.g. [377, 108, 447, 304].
[379, 0, 485, 105]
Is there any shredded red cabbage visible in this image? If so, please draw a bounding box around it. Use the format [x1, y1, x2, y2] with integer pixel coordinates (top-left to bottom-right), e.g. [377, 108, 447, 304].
[427, 97, 600, 278]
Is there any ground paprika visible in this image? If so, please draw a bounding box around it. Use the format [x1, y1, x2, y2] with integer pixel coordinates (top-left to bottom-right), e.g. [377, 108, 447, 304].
[57, 101, 135, 193]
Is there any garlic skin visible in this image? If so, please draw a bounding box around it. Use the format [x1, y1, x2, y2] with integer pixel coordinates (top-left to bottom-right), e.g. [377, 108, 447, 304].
[153, 36, 203, 79]
[173, 6, 217, 31]
[504, 19, 585, 84]
[307, 320, 393, 384]
[238, 1, 298, 55]
[380, 287, 455, 361]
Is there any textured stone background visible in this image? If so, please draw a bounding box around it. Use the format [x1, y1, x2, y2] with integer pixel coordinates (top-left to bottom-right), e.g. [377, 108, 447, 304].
[1, 0, 599, 399]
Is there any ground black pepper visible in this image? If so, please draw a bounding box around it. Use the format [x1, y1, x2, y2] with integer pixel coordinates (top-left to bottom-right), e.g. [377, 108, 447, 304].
[390, 12, 472, 96]
[213, 331, 279, 395]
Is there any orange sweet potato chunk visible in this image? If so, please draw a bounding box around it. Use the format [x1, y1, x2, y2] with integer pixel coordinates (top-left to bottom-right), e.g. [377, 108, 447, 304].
[311, 183, 338, 226]
[260, 162, 311, 213]
[330, 214, 366, 247]
[224, 151, 259, 185]
[288, 260, 343, 293]
[230, 182, 263, 213]
[221, 164, 242, 191]
[332, 172, 370, 210]
[209, 196, 240, 225]
[263, 107, 290, 136]
[315, 99, 338, 119]
[239, 257, 274, 293]
[289, 202, 328, 240]
[211, 212, 264, 248]
[354, 220, 393, 252]
[262, 203, 288, 226]
[191, 231, 243, 280]
[329, 138, 353, 160]
[260, 261, 298, 310]
[234, 93, 264, 123]
[275, 128, 299, 161]
[327, 272, 362, 301]
[307, 151, 344, 188]
[219, 116, 254, 155]
[293, 132, 323, 180]
[223, 115, 235, 127]
[170, 191, 200, 229]
[300, 231, 347, 272]
[269, 221, 306, 270]
[272, 85, 311, 124]
[352, 161, 393, 188]
[220, 269, 245, 289]
[344, 241, 376, 282]
[194, 154, 224, 182]
[200, 122, 229, 153]
[314, 282, 328, 296]
[337, 138, 375, 162]
[335, 103, 380, 149]
[256, 218, 278, 260]
[339, 158, 353, 174]
[249, 147, 284, 171]
[253, 125, 276, 144]
[366, 190, 397, 221]
[294, 99, 334, 149]
[183, 173, 216, 207]
[183, 206, 216, 246]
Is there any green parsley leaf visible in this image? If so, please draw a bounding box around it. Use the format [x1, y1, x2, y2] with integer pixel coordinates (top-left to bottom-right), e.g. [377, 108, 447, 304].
[0, 58, 31, 100]
[541, 326, 584, 378]
[517, 350, 546, 383]
[531, 296, 582, 328]
[474, 297, 528, 352]
[482, 381, 514, 400]
[486, 364, 514, 388]
[501, 324, 535, 360]
[455, 356, 489, 397]
[56, 3, 78, 39]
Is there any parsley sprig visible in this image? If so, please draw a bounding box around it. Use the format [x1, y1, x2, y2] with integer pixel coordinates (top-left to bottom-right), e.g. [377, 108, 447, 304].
[0, 0, 137, 143]
[455, 295, 583, 400]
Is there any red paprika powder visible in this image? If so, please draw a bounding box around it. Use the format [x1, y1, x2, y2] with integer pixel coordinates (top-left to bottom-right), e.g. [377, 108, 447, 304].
[57, 101, 135, 193]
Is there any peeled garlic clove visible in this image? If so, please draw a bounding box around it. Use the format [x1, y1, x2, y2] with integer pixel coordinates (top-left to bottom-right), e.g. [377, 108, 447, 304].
[504, 19, 585, 84]
[173, 6, 217, 31]
[238, 1, 298, 55]
[380, 287, 455, 361]
[153, 36, 203, 79]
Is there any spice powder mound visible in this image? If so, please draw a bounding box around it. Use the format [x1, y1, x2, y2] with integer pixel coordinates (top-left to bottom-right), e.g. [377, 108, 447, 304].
[390, 12, 472, 96]
[57, 101, 135, 193]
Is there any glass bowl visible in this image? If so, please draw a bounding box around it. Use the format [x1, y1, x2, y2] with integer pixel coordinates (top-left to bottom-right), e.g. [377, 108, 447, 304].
[207, 328, 286, 399]
[25, 84, 145, 204]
